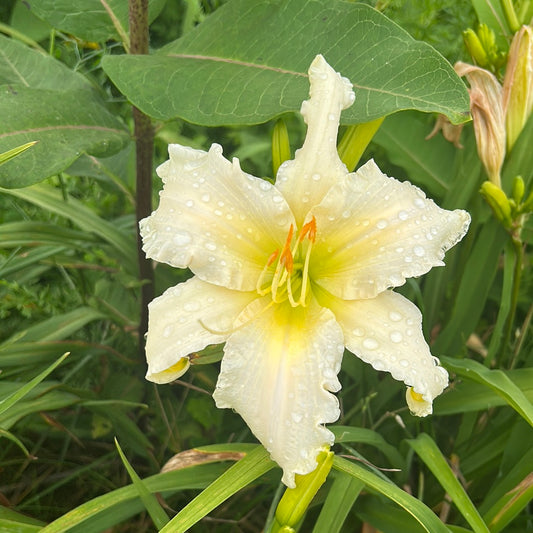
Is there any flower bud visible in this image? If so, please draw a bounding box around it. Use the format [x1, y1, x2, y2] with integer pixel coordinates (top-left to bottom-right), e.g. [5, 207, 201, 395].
[512, 175, 525, 204]
[455, 62, 506, 186]
[502, 25, 533, 151]
[272, 118, 291, 176]
[480, 181, 512, 227]
[463, 28, 489, 67]
[275, 449, 333, 527]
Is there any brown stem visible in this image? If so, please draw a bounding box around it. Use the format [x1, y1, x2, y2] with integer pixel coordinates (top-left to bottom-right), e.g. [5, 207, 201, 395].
[129, 0, 154, 356]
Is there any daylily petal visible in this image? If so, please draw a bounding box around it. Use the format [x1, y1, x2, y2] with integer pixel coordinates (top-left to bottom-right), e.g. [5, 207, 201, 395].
[309, 159, 470, 299]
[213, 298, 344, 488]
[146, 277, 257, 383]
[140, 143, 295, 291]
[317, 287, 448, 415]
[276, 54, 355, 227]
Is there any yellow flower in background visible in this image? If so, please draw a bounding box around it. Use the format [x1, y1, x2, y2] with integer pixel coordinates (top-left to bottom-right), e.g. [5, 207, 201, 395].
[140, 55, 470, 488]
[503, 24, 533, 151]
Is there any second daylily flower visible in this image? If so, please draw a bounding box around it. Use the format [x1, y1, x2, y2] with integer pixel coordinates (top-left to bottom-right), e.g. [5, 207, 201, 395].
[140, 55, 470, 488]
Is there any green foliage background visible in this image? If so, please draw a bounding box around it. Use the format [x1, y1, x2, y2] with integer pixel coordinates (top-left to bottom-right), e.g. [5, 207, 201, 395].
[0, 0, 531, 532]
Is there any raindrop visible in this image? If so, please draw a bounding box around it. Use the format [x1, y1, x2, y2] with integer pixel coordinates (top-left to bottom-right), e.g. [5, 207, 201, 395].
[353, 327, 365, 337]
[390, 331, 403, 343]
[291, 412, 303, 423]
[173, 231, 191, 245]
[163, 325, 173, 338]
[185, 200, 194, 207]
[389, 311, 402, 322]
[312, 173, 321, 181]
[372, 359, 385, 370]
[399, 359, 409, 367]
[363, 338, 379, 350]
[398, 210, 409, 220]
[184, 301, 200, 312]
[413, 246, 425, 257]
[376, 219, 388, 229]
[201, 193, 210, 202]
[414, 198, 425, 208]
[205, 242, 217, 251]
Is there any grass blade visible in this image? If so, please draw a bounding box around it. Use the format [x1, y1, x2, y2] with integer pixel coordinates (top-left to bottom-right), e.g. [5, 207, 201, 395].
[332, 455, 449, 533]
[114, 438, 169, 529]
[408, 433, 489, 533]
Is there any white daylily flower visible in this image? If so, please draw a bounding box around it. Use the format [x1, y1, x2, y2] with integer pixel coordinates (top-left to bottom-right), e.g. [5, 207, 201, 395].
[140, 55, 470, 488]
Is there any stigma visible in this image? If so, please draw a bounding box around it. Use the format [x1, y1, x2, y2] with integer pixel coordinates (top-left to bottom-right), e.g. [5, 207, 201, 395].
[257, 216, 317, 307]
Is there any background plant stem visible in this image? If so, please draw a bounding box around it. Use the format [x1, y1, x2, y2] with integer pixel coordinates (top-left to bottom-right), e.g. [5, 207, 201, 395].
[128, 0, 154, 356]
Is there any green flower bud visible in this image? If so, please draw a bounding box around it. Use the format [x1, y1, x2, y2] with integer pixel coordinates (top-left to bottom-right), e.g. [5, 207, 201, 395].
[463, 28, 489, 67]
[512, 175, 525, 204]
[272, 118, 291, 177]
[275, 449, 333, 527]
[502, 25, 533, 151]
[480, 181, 513, 227]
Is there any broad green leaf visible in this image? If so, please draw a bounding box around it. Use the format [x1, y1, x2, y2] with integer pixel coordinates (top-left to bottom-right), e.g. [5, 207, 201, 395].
[160, 445, 275, 532]
[102, 0, 470, 126]
[26, 0, 167, 44]
[332, 456, 449, 533]
[10, 0, 51, 42]
[1, 185, 136, 269]
[408, 433, 489, 533]
[0, 34, 90, 91]
[372, 111, 457, 197]
[442, 357, 533, 427]
[312, 470, 364, 533]
[114, 438, 169, 529]
[0, 352, 68, 417]
[0, 88, 130, 188]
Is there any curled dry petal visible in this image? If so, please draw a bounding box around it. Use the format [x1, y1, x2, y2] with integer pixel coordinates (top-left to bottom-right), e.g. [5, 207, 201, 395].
[455, 61, 506, 185]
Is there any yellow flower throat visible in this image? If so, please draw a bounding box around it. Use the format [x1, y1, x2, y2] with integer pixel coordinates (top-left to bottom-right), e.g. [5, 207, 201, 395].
[257, 216, 317, 307]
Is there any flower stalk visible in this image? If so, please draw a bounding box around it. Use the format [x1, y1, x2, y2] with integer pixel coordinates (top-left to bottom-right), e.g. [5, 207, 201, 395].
[129, 0, 155, 354]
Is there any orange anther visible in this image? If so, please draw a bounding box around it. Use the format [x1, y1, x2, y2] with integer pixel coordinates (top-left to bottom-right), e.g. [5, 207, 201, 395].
[280, 224, 294, 272]
[267, 249, 279, 267]
[298, 216, 317, 243]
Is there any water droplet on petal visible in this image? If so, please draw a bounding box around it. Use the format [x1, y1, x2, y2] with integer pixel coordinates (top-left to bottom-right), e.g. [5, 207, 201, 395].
[414, 246, 425, 257]
[312, 173, 321, 181]
[201, 193, 210, 202]
[173, 231, 191, 245]
[390, 331, 403, 343]
[163, 325, 173, 338]
[398, 210, 409, 220]
[363, 338, 379, 350]
[376, 219, 388, 229]
[389, 311, 402, 322]
[184, 301, 200, 312]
